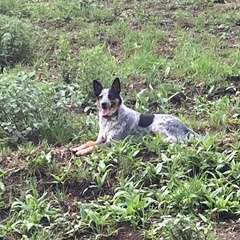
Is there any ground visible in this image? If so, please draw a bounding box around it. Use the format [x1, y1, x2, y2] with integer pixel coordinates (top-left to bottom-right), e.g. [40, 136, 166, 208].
[0, 0, 240, 239]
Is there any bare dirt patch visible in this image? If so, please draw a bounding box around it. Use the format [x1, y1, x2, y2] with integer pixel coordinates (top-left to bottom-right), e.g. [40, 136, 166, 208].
[215, 222, 240, 240]
[113, 222, 145, 240]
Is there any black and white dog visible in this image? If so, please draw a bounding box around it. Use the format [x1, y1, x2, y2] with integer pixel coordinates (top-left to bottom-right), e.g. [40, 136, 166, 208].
[72, 78, 198, 155]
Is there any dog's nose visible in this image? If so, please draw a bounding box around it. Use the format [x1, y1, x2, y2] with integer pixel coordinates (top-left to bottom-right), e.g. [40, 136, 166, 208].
[101, 102, 108, 109]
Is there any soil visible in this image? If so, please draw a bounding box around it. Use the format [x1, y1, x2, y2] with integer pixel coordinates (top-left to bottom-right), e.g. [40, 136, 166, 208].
[1, 0, 239, 239]
[215, 222, 240, 240]
[2, 143, 240, 240]
[113, 222, 145, 240]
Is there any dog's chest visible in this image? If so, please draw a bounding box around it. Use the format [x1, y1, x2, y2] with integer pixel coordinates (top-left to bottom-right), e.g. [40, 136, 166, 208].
[100, 117, 119, 138]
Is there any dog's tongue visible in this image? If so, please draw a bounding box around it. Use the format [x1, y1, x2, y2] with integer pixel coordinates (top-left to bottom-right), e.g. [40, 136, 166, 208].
[101, 108, 110, 116]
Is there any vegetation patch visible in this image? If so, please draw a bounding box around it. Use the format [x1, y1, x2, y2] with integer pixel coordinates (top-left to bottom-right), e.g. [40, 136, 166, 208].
[0, 0, 240, 239]
[0, 14, 39, 68]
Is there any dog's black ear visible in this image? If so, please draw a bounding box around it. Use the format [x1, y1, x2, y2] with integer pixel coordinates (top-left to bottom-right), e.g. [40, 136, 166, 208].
[111, 77, 121, 94]
[93, 80, 103, 97]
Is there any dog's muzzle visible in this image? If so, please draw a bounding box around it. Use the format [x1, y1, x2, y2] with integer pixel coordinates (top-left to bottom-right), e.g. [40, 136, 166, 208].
[100, 102, 111, 116]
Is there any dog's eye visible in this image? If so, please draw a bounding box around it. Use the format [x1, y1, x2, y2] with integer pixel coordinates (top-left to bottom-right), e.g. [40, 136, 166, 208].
[98, 95, 103, 99]
[108, 94, 115, 100]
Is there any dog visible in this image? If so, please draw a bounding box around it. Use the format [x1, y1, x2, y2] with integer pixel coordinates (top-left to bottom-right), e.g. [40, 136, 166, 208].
[71, 78, 198, 155]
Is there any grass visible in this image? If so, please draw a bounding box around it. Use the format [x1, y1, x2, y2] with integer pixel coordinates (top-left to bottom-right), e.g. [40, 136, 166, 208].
[0, 0, 240, 239]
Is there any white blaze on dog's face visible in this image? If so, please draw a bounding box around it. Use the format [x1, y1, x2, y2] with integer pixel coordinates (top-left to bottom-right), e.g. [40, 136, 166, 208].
[93, 78, 122, 117]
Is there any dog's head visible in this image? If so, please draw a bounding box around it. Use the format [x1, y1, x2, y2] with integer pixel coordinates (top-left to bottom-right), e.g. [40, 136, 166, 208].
[93, 78, 122, 117]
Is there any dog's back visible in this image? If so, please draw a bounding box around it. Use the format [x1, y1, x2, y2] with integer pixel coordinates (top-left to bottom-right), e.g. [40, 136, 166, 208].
[100, 103, 197, 142]
[149, 114, 197, 142]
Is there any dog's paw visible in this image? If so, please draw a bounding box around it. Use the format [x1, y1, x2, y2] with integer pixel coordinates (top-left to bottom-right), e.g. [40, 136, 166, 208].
[75, 146, 94, 156]
[71, 144, 87, 152]
[71, 141, 95, 152]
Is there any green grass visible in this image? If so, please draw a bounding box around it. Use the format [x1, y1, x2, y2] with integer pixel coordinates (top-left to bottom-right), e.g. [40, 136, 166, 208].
[0, 0, 240, 239]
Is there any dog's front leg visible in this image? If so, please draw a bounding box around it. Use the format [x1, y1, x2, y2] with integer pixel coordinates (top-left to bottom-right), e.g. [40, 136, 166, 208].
[75, 145, 95, 155]
[73, 129, 104, 156]
[71, 141, 94, 153]
[75, 132, 114, 156]
[94, 129, 104, 145]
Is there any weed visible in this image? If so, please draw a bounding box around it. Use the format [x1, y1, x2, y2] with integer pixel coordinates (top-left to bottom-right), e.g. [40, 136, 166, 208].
[0, 0, 17, 16]
[0, 190, 58, 236]
[0, 71, 76, 144]
[146, 214, 210, 240]
[1, 0, 240, 239]
[0, 14, 39, 66]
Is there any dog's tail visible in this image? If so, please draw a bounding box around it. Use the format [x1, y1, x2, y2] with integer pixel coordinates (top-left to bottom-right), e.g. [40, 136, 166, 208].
[187, 128, 200, 139]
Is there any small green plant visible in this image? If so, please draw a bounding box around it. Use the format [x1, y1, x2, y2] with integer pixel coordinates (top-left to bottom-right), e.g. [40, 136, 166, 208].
[18, 142, 35, 157]
[78, 0, 96, 9]
[112, 178, 157, 226]
[51, 161, 72, 182]
[6, 190, 57, 235]
[0, 71, 74, 144]
[92, 166, 112, 189]
[146, 214, 210, 240]
[0, 14, 39, 65]
[78, 203, 113, 234]
[26, 150, 52, 170]
[0, 173, 5, 209]
[77, 45, 118, 89]
[55, 34, 78, 83]
[0, 0, 17, 15]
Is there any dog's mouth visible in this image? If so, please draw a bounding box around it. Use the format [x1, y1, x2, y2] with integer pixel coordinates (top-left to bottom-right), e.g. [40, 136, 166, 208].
[100, 102, 117, 117]
[98, 98, 120, 117]
[101, 107, 110, 116]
